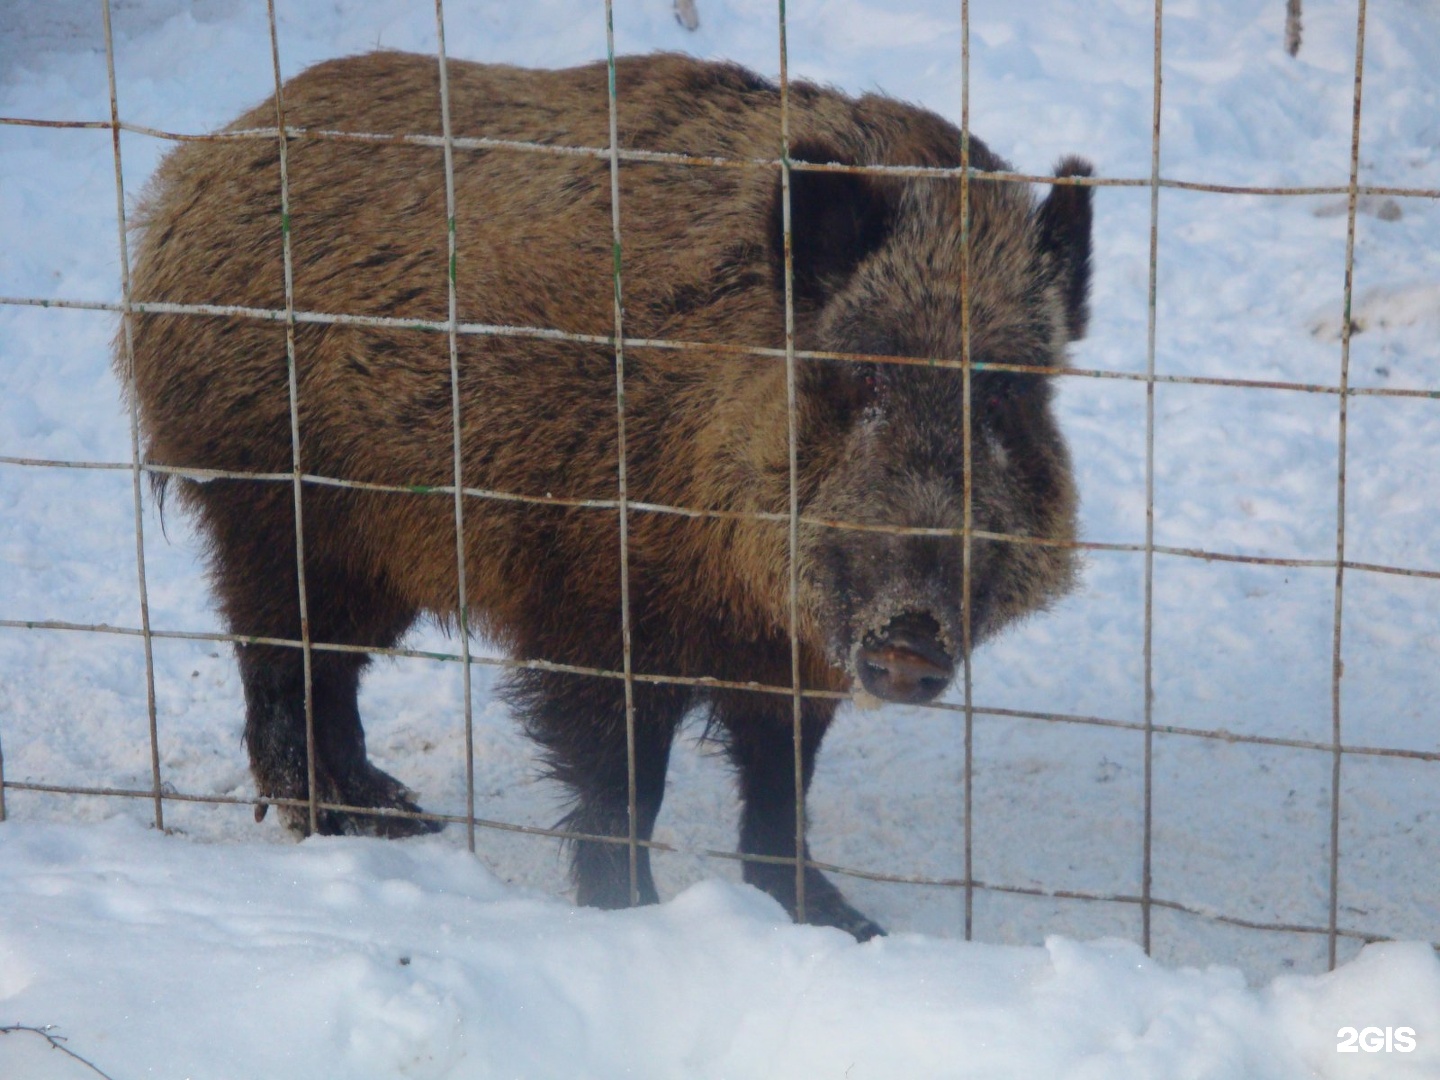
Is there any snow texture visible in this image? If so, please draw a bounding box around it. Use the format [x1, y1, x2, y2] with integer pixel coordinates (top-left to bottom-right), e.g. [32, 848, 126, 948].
[2, 0, 1439, 1076]
[2, 820, 1439, 1079]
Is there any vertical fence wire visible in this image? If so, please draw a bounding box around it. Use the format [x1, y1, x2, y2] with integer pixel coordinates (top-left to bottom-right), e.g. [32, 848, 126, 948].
[264, 0, 320, 837]
[601, 0, 643, 907]
[1329, 0, 1369, 972]
[432, 0, 477, 854]
[958, 0, 976, 942]
[1141, 0, 1165, 954]
[102, 0, 165, 832]
[776, 0, 808, 923]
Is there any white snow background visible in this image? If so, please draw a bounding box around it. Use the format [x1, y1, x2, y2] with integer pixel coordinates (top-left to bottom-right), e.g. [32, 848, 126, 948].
[2, 0, 1440, 1077]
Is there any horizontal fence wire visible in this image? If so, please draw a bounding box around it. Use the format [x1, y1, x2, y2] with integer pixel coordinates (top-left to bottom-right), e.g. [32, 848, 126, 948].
[4, 616, 1437, 766]
[1, 0, 1434, 971]
[0, 775, 1428, 952]
[4, 452, 1440, 583]
[3, 294, 1439, 402]
[3, 110, 1440, 200]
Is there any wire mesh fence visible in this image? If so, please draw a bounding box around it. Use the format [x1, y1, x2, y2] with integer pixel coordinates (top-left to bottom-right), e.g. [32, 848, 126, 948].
[1, 0, 1436, 975]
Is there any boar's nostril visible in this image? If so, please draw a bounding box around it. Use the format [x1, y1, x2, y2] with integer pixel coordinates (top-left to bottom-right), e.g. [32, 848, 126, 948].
[856, 613, 954, 705]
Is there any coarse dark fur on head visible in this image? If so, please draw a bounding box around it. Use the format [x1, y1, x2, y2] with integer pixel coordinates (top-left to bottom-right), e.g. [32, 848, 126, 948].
[120, 51, 1093, 940]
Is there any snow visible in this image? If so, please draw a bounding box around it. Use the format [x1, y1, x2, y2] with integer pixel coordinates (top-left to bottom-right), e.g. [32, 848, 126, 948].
[1, 820, 1438, 1080]
[2, 0, 1439, 1077]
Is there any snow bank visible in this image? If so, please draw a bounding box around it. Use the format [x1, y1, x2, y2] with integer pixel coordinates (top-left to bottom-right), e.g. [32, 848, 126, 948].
[1, 820, 1437, 1080]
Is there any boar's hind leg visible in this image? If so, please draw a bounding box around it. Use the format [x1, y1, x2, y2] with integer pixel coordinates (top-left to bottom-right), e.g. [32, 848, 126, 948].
[713, 691, 884, 942]
[202, 483, 432, 838]
[505, 668, 690, 909]
[237, 639, 435, 839]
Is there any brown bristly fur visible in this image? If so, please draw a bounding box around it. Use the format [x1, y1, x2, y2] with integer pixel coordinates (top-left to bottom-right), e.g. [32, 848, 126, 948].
[120, 52, 1093, 939]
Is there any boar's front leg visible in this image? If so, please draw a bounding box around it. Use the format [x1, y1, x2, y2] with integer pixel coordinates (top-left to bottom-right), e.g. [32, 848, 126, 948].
[712, 690, 884, 941]
[506, 667, 691, 909]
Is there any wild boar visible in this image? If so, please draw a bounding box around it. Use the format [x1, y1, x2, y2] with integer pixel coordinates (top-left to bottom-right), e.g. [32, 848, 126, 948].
[121, 51, 1092, 939]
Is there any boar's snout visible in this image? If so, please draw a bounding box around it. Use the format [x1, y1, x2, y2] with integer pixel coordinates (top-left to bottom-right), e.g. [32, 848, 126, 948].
[855, 612, 954, 705]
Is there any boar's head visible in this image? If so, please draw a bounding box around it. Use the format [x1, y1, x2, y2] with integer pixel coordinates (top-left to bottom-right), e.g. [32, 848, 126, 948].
[778, 144, 1093, 705]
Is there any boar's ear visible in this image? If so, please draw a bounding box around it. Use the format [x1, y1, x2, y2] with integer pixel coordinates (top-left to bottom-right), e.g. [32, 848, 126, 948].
[1035, 155, 1094, 341]
[771, 140, 895, 303]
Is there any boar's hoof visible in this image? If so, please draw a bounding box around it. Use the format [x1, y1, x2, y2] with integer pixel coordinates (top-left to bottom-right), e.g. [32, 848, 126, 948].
[827, 905, 886, 943]
[274, 762, 443, 840]
[802, 886, 886, 942]
[772, 870, 886, 941]
[856, 613, 954, 705]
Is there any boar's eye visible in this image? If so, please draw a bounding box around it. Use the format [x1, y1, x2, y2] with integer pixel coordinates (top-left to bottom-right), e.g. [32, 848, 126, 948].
[813, 360, 881, 421]
[978, 374, 1034, 429]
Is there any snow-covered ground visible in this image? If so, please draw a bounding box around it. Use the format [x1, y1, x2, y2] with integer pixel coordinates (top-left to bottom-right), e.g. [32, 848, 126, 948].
[2, 820, 1439, 1080]
[2, 0, 1439, 1076]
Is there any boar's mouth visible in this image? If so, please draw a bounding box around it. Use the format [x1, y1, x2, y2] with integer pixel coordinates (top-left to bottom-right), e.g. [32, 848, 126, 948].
[854, 612, 955, 705]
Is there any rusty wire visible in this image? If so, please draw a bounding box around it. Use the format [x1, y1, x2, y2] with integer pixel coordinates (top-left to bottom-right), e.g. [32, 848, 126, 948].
[957, 0, 978, 943]
[432, 0, 479, 856]
[6, 293, 1439, 404]
[1327, 0, 1370, 973]
[100, 0, 165, 833]
[8, 616, 1439, 768]
[600, 0, 645, 912]
[8, 451, 1440, 584]
[0, 0, 1432, 970]
[4, 110, 1440, 201]
[1141, 0, 1164, 959]
[776, 0, 809, 924]
[261, 0, 324, 837]
[3, 772, 1433, 954]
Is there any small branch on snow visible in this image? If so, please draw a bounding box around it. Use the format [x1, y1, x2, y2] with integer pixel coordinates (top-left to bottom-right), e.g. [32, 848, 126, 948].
[0, 1025, 120, 1080]
[1285, 0, 1303, 57]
